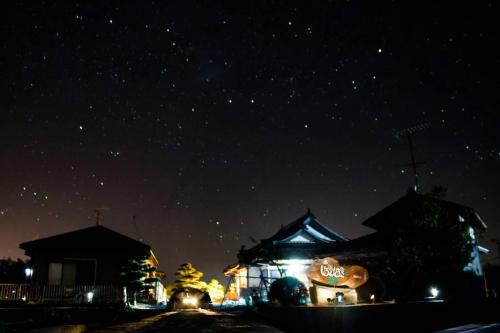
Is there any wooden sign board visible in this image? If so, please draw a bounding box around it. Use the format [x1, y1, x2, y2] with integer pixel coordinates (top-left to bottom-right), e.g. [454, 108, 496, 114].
[306, 257, 368, 288]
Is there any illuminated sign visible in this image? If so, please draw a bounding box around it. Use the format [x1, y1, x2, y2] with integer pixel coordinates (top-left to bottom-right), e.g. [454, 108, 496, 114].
[307, 257, 368, 288]
[320, 264, 345, 279]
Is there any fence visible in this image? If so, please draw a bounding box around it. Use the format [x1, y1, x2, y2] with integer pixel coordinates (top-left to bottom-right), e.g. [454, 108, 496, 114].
[0, 284, 123, 304]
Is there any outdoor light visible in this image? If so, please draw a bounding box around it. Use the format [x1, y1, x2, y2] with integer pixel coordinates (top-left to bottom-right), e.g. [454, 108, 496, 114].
[370, 294, 375, 303]
[468, 227, 475, 240]
[182, 297, 198, 306]
[335, 292, 344, 303]
[282, 259, 308, 277]
[86, 291, 94, 303]
[430, 287, 439, 298]
[25, 268, 33, 278]
[287, 263, 304, 276]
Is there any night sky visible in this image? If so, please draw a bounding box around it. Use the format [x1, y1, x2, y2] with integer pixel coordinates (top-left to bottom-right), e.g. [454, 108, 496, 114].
[1, 1, 499, 282]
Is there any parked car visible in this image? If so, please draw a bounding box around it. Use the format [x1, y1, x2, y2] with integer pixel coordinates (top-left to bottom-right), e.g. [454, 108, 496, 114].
[168, 288, 212, 310]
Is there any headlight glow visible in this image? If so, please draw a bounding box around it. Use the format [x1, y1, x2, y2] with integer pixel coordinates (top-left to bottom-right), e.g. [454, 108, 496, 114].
[182, 297, 198, 306]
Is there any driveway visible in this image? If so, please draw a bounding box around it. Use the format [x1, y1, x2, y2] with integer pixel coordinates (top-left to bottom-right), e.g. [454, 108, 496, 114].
[89, 309, 282, 333]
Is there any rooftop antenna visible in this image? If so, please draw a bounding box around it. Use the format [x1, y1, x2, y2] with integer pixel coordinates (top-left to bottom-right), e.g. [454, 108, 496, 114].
[95, 209, 101, 226]
[94, 207, 109, 226]
[133, 215, 143, 242]
[393, 123, 431, 192]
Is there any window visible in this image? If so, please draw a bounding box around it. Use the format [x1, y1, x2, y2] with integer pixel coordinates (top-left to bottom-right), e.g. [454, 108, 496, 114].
[62, 263, 76, 285]
[48, 263, 62, 285]
[47, 262, 77, 285]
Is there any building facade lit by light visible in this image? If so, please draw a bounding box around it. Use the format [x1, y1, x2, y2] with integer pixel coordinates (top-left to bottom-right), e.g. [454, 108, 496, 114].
[224, 190, 490, 305]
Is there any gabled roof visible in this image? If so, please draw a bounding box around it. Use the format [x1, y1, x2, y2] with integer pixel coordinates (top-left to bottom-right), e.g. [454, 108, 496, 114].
[264, 209, 348, 244]
[20, 225, 151, 257]
[238, 210, 347, 263]
[362, 189, 487, 231]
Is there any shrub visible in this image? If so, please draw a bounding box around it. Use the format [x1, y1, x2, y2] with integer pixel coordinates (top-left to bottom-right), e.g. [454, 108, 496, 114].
[268, 277, 308, 306]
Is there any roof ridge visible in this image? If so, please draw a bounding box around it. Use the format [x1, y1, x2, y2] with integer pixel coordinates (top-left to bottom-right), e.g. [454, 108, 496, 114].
[19, 224, 150, 250]
[261, 209, 347, 244]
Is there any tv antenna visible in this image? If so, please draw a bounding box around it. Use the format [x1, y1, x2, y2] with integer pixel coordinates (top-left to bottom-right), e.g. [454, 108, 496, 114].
[94, 207, 110, 226]
[133, 215, 143, 242]
[393, 123, 431, 192]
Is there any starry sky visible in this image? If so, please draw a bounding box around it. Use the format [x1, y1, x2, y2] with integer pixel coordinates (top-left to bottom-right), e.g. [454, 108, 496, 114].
[1, 1, 499, 282]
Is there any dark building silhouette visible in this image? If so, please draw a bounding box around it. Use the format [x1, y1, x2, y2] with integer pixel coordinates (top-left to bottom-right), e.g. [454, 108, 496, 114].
[19, 225, 158, 286]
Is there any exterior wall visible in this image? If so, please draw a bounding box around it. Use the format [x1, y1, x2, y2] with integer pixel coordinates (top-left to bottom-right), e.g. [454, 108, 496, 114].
[248, 265, 261, 288]
[463, 227, 484, 277]
[155, 282, 167, 303]
[30, 251, 139, 286]
[28, 250, 167, 304]
[312, 285, 357, 305]
[228, 260, 363, 305]
[95, 255, 128, 284]
[30, 252, 100, 285]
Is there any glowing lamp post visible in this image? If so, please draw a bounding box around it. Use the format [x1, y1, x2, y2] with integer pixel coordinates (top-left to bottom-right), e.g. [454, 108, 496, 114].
[86, 291, 94, 303]
[25, 268, 33, 281]
[430, 287, 439, 298]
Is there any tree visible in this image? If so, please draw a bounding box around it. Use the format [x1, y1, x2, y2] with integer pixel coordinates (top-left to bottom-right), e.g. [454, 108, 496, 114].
[205, 279, 225, 304]
[0, 258, 28, 283]
[166, 263, 227, 305]
[120, 257, 160, 306]
[168, 263, 207, 294]
[384, 187, 475, 300]
[268, 277, 308, 306]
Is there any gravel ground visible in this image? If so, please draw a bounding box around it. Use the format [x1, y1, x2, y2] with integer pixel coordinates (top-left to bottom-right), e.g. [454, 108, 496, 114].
[88, 309, 282, 333]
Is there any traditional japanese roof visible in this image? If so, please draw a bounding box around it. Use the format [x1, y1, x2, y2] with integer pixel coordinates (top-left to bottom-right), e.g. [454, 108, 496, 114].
[238, 209, 348, 263]
[20, 225, 151, 257]
[362, 188, 488, 231]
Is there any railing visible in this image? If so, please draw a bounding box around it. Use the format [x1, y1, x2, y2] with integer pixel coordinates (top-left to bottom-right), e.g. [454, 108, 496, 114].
[0, 284, 123, 304]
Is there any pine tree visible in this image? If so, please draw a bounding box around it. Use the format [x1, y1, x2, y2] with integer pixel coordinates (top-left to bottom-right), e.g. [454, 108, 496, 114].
[206, 279, 225, 304]
[168, 262, 207, 293]
[120, 257, 160, 306]
[0, 258, 28, 283]
[166, 263, 227, 304]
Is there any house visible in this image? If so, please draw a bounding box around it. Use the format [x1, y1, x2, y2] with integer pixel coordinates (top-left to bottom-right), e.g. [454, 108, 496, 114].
[19, 224, 166, 304]
[224, 189, 490, 304]
[224, 209, 361, 304]
[343, 188, 490, 300]
[363, 188, 487, 267]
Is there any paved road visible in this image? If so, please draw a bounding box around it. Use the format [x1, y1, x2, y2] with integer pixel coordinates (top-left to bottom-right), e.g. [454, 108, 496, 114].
[434, 323, 500, 333]
[89, 309, 283, 333]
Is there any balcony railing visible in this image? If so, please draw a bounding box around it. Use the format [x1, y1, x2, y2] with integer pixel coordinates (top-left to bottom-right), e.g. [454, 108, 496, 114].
[0, 284, 123, 304]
